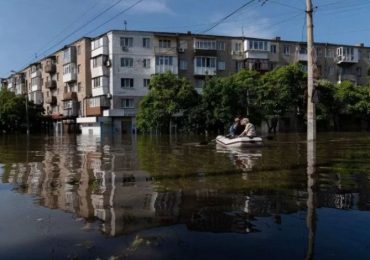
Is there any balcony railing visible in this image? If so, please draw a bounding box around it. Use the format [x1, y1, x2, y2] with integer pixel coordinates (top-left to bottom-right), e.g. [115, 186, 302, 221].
[63, 91, 77, 101]
[45, 63, 56, 74]
[86, 96, 110, 116]
[194, 67, 217, 76]
[45, 80, 57, 89]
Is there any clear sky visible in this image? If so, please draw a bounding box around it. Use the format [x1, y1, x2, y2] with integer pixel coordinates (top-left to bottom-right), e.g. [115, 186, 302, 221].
[1, 0, 370, 77]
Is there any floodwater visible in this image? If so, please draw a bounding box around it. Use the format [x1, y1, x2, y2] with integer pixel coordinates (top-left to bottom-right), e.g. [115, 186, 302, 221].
[0, 133, 369, 259]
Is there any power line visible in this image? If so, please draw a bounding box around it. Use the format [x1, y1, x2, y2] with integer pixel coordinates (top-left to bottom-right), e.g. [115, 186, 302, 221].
[84, 0, 145, 36]
[36, 0, 127, 61]
[200, 0, 257, 34]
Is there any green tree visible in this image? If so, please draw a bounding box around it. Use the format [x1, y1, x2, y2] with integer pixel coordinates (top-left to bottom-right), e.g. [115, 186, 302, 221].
[257, 64, 306, 133]
[136, 72, 199, 133]
[201, 69, 260, 132]
[0, 88, 44, 133]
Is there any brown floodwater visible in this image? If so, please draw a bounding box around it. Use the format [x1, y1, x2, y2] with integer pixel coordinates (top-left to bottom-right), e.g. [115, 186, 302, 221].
[0, 133, 369, 259]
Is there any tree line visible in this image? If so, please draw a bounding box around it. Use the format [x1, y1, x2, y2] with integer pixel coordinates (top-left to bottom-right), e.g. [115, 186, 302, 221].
[137, 64, 370, 134]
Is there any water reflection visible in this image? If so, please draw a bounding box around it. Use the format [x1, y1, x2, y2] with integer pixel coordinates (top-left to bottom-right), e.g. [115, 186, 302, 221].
[1, 134, 370, 241]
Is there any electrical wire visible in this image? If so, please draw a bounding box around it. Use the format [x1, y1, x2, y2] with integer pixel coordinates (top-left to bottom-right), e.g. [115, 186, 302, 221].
[200, 0, 257, 34]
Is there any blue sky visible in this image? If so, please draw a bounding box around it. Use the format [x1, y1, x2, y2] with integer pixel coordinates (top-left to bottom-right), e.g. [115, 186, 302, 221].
[1, 0, 370, 77]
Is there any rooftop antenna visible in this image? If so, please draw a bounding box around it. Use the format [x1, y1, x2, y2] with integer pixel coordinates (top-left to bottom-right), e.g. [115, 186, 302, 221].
[124, 20, 127, 31]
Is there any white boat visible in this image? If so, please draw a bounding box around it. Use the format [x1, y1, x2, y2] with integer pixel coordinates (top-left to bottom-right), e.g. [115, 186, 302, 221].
[215, 135, 263, 148]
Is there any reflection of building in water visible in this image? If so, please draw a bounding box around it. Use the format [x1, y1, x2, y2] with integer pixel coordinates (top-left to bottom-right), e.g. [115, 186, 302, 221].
[91, 167, 182, 236]
[3, 137, 370, 236]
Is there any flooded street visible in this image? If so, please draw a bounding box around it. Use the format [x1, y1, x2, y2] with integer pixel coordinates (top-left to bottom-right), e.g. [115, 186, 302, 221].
[0, 133, 370, 259]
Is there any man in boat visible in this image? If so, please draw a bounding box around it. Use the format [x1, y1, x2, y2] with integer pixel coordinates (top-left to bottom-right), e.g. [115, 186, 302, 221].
[239, 118, 256, 138]
[228, 117, 245, 138]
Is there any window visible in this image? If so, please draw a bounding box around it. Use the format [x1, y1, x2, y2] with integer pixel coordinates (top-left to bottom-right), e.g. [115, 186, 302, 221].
[195, 40, 216, 50]
[270, 44, 277, 53]
[218, 61, 225, 70]
[195, 57, 216, 68]
[159, 39, 171, 48]
[156, 56, 173, 66]
[326, 48, 335, 58]
[143, 38, 151, 48]
[143, 58, 151, 68]
[77, 45, 81, 55]
[284, 45, 290, 55]
[217, 41, 225, 50]
[248, 40, 268, 51]
[121, 78, 134, 88]
[55, 56, 59, 64]
[78, 82, 81, 92]
[56, 73, 59, 81]
[92, 77, 102, 88]
[299, 47, 307, 54]
[120, 37, 133, 47]
[121, 98, 134, 108]
[121, 57, 133, 67]
[143, 79, 150, 87]
[77, 64, 81, 74]
[234, 42, 242, 52]
[179, 59, 188, 70]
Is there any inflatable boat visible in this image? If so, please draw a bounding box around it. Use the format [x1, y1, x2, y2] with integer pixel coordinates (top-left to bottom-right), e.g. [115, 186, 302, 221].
[215, 135, 263, 148]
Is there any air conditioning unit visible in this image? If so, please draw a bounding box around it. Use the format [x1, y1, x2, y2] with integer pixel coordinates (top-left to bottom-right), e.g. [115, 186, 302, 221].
[105, 59, 112, 67]
[106, 93, 112, 99]
[178, 48, 185, 53]
[122, 46, 128, 52]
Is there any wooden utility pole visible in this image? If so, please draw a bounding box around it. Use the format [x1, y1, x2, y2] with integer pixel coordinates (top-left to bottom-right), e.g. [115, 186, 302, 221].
[306, 0, 316, 141]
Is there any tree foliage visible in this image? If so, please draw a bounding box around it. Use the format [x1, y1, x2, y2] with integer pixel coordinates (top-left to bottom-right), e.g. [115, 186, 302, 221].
[0, 88, 44, 134]
[136, 72, 199, 133]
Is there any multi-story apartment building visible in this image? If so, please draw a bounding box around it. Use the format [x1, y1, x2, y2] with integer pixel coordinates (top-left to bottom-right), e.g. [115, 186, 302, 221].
[5, 30, 370, 135]
[4, 37, 92, 133]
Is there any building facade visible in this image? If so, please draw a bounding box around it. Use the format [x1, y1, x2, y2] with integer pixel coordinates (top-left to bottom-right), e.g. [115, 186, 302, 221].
[4, 30, 370, 135]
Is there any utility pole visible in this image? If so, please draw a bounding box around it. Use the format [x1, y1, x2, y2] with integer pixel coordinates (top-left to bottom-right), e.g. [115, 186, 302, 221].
[306, 0, 316, 141]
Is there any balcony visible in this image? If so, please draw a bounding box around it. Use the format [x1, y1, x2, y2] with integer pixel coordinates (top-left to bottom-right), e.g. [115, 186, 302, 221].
[194, 49, 217, 56]
[15, 84, 25, 95]
[31, 70, 41, 79]
[91, 37, 109, 58]
[29, 91, 43, 105]
[297, 53, 308, 62]
[45, 63, 56, 74]
[63, 46, 77, 64]
[245, 60, 271, 72]
[63, 100, 79, 117]
[155, 65, 178, 74]
[245, 50, 269, 60]
[63, 91, 77, 101]
[91, 65, 109, 78]
[63, 63, 77, 83]
[154, 47, 177, 55]
[45, 96, 57, 105]
[86, 96, 110, 116]
[194, 67, 217, 76]
[31, 78, 42, 92]
[45, 80, 57, 89]
[336, 47, 359, 64]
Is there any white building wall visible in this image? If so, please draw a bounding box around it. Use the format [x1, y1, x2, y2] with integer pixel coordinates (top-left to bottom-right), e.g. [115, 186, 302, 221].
[109, 31, 155, 110]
